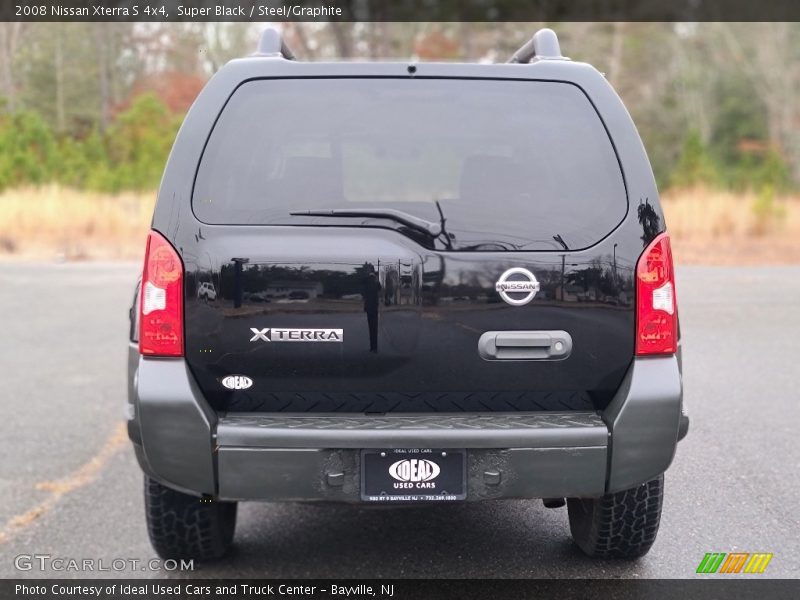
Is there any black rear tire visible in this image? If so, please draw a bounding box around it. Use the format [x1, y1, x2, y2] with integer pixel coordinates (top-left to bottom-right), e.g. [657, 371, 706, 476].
[144, 476, 237, 561]
[567, 475, 664, 559]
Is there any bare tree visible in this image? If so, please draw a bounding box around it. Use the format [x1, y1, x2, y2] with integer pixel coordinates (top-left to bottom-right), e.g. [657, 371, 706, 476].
[328, 22, 354, 58]
[0, 23, 25, 111]
[607, 21, 625, 85]
[716, 23, 800, 179]
[284, 23, 317, 60]
[94, 23, 111, 131]
[202, 23, 257, 73]
[55, 26, 65, 132]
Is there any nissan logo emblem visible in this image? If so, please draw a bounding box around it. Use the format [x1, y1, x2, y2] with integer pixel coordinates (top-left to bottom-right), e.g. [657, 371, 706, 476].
[495, 267, 540, 306]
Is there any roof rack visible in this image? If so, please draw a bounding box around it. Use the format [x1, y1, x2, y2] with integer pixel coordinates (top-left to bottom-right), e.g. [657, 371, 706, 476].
[508, 28, 565, 64]
[253, 26, 563, 64]
[254, 28, 295, 60]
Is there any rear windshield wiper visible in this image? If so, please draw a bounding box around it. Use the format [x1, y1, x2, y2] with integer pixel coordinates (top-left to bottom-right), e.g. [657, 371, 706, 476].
[290, 208, 442, 238]
[552, 234, 570, 251]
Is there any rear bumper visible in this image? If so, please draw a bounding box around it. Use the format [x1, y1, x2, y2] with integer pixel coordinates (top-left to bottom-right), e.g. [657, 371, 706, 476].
[128, 349, 686, 501]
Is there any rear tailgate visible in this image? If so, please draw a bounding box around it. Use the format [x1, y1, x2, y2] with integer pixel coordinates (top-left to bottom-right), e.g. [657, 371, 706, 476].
[183, 227, 634, 413]
[181, 75, 635, 413]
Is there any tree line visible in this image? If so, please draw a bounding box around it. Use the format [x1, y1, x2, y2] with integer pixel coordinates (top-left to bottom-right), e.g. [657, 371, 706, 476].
[0, 22, 796, 193]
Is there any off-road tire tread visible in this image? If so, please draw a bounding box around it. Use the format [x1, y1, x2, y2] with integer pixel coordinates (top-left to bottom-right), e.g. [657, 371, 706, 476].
[567, 475, 664, 559]
[144, 476, 236, 561]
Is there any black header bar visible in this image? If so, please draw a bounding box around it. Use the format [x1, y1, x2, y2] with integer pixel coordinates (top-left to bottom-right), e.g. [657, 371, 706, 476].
[4, 579, 800, 600]
[3, 0, 800, 22]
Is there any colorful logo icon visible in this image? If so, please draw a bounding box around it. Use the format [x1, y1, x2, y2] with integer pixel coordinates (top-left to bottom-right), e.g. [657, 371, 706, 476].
[696, 552, 773, 574]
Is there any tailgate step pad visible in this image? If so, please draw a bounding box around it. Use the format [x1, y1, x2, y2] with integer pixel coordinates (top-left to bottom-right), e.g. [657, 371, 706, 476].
[216, 412, 607, 449]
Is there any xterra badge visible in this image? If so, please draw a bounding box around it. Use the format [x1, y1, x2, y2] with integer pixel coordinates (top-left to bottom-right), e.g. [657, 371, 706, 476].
[495, 268, 540, 306]
[249, 328, 343, 342]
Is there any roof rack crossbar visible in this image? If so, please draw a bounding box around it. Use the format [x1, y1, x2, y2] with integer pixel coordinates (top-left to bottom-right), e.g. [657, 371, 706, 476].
[508, 28, 563, 64]
[255, 28, 296, 60]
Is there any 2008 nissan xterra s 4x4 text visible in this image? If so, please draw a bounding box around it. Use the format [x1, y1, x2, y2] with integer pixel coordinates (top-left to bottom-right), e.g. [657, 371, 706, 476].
[127, 28, 689, 561]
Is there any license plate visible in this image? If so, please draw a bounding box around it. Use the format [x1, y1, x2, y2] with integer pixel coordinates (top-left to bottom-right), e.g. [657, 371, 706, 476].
[361, 448, 466, 502]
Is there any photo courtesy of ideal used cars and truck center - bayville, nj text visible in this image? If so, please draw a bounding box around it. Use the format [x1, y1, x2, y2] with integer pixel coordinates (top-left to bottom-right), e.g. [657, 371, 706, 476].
[0, 2, 799, 600]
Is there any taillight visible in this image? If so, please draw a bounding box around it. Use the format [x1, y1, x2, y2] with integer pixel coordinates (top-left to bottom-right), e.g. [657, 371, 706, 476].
[139, 230, 184, 357]
[635, 232, 678, 356]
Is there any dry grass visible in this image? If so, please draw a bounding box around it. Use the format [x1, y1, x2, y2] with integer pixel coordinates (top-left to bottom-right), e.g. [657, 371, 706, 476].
[0, 185, 798, 264]
[661, 187, 800, 265]
[0, 186, 154, 261]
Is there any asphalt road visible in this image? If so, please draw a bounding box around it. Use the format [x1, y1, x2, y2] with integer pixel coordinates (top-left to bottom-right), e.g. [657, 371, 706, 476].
[0, 262, 798, 579]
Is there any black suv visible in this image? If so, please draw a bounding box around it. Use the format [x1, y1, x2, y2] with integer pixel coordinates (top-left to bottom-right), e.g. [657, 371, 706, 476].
[127, 28, 689, 561]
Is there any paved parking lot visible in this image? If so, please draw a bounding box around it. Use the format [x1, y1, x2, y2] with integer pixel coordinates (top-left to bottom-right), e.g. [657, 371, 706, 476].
[0, 263, 798, 578]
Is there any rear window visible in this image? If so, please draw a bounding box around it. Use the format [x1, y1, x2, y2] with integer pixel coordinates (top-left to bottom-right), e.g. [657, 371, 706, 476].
[193, 78, 627, 251]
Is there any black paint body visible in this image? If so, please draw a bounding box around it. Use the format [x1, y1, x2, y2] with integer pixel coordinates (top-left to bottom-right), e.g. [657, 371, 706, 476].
[148, 58, 667, 415]
[179, 221, 655, 413]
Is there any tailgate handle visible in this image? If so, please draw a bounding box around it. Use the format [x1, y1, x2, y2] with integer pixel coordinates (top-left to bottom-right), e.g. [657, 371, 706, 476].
[478, 331, 572, 361]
